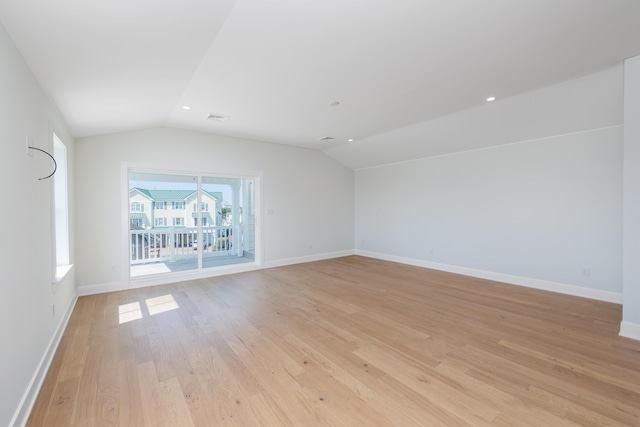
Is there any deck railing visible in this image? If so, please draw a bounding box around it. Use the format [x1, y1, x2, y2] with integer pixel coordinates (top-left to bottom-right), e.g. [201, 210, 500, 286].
[130, 226, 233, 264]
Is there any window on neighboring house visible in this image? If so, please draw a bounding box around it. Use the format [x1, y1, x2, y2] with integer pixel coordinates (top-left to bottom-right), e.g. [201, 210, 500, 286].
[53, 133, 70, 279]
[131, 218, 145, 228]
[173, 218, 184, 226]
[153, 201, 167, 210]
[155, 218, 167, 226]
[172, 201, 185, 209]
[193, 202, 209, 211]
[131, 202, 144, 212]
[193, 217, 208, 227]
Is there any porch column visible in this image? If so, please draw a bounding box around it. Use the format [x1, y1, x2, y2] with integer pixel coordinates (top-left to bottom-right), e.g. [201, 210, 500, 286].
[231, 183, 243, 256]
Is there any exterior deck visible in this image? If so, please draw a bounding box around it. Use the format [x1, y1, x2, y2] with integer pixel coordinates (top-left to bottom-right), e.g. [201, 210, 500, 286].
[130, 225, 253, 277]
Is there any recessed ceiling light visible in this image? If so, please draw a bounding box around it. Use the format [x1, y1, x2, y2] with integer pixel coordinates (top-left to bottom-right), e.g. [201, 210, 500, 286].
[329, 101, 340, 107]
[486, 96, 496, 102]
[182, 105, 191, 110]
[207, 113, 229, 122]
[319, 136, 335, 142]
[348, 139, 354, 142]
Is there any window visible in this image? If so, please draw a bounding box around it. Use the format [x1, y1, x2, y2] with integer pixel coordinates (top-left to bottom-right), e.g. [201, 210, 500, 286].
[131, 218, 145, 228]
[53, 133, 70, 279]
[193, 217, 208, 226]
[131, 202, 144, 212]
[128, 170, 258, 278]
[193, 202, 208, 212]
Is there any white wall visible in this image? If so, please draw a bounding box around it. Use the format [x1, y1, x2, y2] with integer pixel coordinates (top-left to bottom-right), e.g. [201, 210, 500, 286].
[0, 22, 76, 427]
[622, 55, 640, 338]
[355, 69, 624, 301]
[74, 127, 354, 289]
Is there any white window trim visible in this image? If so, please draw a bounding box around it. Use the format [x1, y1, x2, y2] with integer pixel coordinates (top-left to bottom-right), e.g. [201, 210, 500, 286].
[52, 132, 72, 282]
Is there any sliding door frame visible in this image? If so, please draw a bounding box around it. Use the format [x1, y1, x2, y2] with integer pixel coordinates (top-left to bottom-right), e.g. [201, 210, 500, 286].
[120, 162, 263, 289]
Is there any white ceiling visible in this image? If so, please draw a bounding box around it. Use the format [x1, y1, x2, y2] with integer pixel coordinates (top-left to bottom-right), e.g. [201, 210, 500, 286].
[2, 0, 640, 169]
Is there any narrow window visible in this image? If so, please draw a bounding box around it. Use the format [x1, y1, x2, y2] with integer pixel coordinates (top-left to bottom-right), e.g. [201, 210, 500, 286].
[53, 133, 70, 278]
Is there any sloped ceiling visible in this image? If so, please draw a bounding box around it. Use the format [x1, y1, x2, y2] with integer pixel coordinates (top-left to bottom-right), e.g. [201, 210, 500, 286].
[1, 0, 640, 169]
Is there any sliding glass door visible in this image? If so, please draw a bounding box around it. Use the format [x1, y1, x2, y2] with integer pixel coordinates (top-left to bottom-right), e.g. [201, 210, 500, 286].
[128, 171, 256, 278]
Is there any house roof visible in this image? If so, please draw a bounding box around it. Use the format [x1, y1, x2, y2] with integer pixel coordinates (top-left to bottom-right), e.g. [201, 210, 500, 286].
[130, 187, 222, 201]
[145, 189, 195, 201]
[205, 191, 223, 201]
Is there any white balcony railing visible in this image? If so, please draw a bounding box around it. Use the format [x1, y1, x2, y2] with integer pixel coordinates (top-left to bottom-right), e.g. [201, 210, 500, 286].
[130, 226, 234, 265]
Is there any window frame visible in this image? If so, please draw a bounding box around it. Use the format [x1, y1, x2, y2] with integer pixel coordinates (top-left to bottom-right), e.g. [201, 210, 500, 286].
[52, 132, 71, 281]
[193, 202, 208, 212]
[123, 164, 263, 284]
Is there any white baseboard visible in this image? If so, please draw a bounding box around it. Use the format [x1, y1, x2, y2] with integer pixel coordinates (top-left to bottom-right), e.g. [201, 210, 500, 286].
[78, 250, 355, 296]
[620, 321, 640, 341]
[263, 250, 355, 269]
[78, 264, 261, 296]
[10, 292, 78, 427]
[356, 250, 622, 304]
[77, 281, 127, 296]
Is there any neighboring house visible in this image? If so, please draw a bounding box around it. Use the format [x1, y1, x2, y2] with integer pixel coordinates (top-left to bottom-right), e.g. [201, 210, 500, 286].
[129, 188, 222, 229]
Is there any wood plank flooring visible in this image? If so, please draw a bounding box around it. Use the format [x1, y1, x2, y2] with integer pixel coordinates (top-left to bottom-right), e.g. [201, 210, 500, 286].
[27, 256, 640, 426]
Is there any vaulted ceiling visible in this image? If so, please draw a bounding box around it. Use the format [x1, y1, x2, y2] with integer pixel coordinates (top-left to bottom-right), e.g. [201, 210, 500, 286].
[2, 0, 640, 168]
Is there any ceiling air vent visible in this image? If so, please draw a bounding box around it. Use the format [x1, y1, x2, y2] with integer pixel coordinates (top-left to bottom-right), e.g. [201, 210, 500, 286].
[207, 113, 229, 122]
[319, 136, 335, 142]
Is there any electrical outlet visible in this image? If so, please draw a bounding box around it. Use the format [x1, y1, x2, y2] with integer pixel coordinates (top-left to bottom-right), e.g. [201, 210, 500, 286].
[308, 244, 313, 250]
[52, 304, 56, 317]
[582, 268, 591, 277]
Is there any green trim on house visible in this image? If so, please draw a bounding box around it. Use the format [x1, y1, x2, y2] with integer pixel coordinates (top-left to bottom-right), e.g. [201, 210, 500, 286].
[204, 191, 223, 201]
[191, 212, 212, 218]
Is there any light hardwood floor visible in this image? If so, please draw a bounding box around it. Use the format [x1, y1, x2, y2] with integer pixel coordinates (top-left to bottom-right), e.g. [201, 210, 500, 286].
[28, 256, 640, 426]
